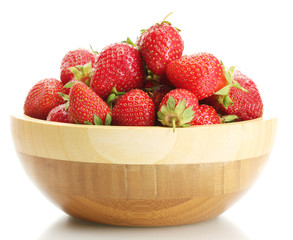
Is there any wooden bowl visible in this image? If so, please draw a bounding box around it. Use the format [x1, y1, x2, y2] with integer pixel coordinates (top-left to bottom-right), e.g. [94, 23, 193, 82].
[10, 114, 277, 226]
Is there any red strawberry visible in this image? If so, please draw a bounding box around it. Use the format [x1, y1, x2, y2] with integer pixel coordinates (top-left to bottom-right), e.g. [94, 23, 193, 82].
[202, 70, 263, 121]
[157, 89, 199, 131]
[91, 42, 145, 99]
[24, 78, 66, 120]
[145, 84, 174, 113]
[60, 49, 96, 85]
[166, 52, 227, 100]
[192, 105, 221, 125]
[47, 103, 70, 123]
[112, 89, 155, 126]
[137, 14, 184, 76]
[68, 82, 111, 125]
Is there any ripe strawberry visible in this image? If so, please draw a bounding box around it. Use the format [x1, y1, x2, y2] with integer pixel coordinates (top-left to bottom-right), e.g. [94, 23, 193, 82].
[192, 105, 221, 125]
[145, 84, 174, 113]
[202, 70, 263, 121]
[47, 103, 70, 123]
[112, 89, 155, 126]
[24, 78, 66, 120]
[68, 82, 111, 125]
[137, 14, 184, 76]
[157, 89, 199, 131]
[166, 52, 227, 100]
[91, 42, 145, 99]
[60, 49, 96, 85]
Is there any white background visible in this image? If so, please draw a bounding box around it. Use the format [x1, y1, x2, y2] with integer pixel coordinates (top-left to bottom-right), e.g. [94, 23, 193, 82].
[1, 0, 293, 239]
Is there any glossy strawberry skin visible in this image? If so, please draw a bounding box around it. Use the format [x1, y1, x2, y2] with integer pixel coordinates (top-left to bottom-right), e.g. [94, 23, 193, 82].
[60, 49, 96, 85]
[166, 53, 226, 100]
[112, 89, 155, 126]
[192, 105, 220, 125]
[68, 82, 111, 124]
[202, 70, 263, 121]
[91, 43, 145, 99]
[159, 89, 199, 116]
[24, 78, 66, 120]
[47, 103, 70, 123]
[137, 22, 184, 76]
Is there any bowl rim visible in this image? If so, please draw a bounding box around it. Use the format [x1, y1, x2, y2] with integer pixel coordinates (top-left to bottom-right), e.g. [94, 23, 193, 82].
[11, 113, 278, 165]
[11, 113, 266, 130]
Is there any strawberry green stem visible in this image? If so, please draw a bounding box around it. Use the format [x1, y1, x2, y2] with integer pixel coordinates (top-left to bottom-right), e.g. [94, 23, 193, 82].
[106, 86, 126, 110]
[157, 96, 195, 132]
[214, 64, 248, 109]
[163, 12, 173, 21]
[172, 117, 176, 133]
[68, 62, 92, 86]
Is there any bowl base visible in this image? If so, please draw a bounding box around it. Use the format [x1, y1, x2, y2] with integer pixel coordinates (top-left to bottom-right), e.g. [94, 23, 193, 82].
[17, 151, 268, 226]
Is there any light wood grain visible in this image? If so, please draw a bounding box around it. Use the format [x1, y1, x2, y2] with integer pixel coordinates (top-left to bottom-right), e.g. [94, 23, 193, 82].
[11, 114, 277, 164]
[10, 114, 277, 226]
[17, 152, 268, 226]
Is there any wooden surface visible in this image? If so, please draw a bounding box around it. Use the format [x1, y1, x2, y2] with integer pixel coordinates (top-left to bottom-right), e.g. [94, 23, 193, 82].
[11, 114, 277, 164]
[10, 114, 277, 226]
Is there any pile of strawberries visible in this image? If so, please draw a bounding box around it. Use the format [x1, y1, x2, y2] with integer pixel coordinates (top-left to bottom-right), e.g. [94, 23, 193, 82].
[24, 13, 263, 131]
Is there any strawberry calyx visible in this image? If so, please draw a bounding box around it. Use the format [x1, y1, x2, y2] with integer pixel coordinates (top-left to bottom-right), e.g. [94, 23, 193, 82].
[219, 114, 238, 123]
[90, 45, 99, 55]
[68, 62, 93, 86]
[214, 64, 248, 109]
[140, 12, 181, 34]
[145, 68, 160, 84]
[157, 96, 195, 132]
[58, 92, 70, 110]
[106, 86, 126, 110]
[123, 37, 137, 48]
[83, 113, 112, 126]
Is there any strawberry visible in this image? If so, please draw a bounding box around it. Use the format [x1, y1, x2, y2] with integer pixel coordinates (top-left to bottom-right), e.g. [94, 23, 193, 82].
[46, 103, 70, 123]
[60, 49, 96, 85]
[157, 89, 199, 131]
[137, 13, 184, 76]
[202, 70, 263, 121]
[145, 84, 174, 113]
[166, 52, 227, 100]
[192, 104, 238, 125]
[111, 89, 155, 126]
[90, 42, 145, 99]
[24, 78, 66, 120]
[192, 105, 220, 125]
[67, 82, 111, 125]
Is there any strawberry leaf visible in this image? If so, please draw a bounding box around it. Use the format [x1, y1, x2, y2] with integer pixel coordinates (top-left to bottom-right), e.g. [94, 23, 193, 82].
[223, 95, 233, 109]
[159, 105, 169, 115]
[105, 113, 112, 126]
[64, 81, 76, 89]
[68, 63, 92, 87]
[181, 106, 195, 124]
[58, 92, 69, 101]
[174, 99, 186, 115]
[93, 114, 103, 125]
[84, 121, 93, 125]
[124, 37, 137, 48]
[214, 85, 231, 96]
[222, 115, 238, 123]
[157, 111, 165, 121]
[166, 96, 176, 111]
[232, 82, 248, 92]
[64, 101, 69, 111]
